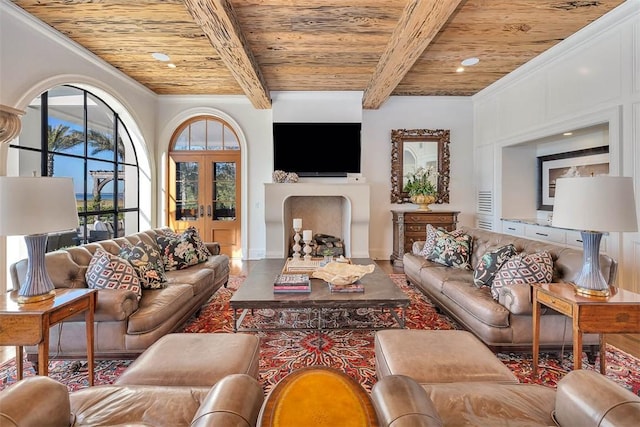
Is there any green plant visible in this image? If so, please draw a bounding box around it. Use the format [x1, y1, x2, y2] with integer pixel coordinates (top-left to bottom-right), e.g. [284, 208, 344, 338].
[404, 166, 437, 197]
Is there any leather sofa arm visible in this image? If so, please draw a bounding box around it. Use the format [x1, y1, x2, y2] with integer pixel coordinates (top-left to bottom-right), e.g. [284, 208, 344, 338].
[554, 369, 640, 427]
[205, 242, 221, 256]
[497, 283, 533, 315]
[371, 375, 443, 427]
[0, 376, 71, 427]
[190, 374, 264, 427]
[94, 289, 140, 321]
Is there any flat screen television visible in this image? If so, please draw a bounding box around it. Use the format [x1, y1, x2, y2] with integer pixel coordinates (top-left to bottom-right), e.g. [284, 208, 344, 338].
[273, 122, 361, 177]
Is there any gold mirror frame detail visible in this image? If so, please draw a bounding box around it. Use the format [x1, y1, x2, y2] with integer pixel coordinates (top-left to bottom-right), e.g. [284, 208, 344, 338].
[390, 128, 450, 204]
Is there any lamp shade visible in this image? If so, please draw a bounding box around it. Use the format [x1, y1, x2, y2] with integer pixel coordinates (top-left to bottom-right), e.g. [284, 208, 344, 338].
[0, 176, 79, 236]
[552, 176, 638, 232]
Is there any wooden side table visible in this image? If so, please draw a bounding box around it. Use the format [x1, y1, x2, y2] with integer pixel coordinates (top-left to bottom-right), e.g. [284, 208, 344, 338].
[390, 209, 459, 266]
[0, 288, 97, 385]
[532, 282, 640, 376]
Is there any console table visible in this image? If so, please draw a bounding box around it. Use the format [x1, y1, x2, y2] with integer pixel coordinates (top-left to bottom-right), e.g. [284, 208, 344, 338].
[0, 288, 97, 385]
[390, 209, 459, 266]
[531, 282, 640, 376]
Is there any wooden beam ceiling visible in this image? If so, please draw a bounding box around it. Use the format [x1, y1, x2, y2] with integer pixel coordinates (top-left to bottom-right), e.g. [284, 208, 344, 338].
[183, 0, 271, 109]
[362, 0, 463, 109]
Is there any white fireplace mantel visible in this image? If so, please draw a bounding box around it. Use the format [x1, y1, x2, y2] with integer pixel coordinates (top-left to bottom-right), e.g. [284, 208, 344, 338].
[264, 183, 370, 258]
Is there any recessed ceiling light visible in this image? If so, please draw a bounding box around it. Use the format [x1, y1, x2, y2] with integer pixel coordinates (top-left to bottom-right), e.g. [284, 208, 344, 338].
[167, 63, 177, 69]
[563, 132, 573, 136]
[461, 57, 480, 66]
[456, 67, 465, 73]
[151, 52, 170, 62]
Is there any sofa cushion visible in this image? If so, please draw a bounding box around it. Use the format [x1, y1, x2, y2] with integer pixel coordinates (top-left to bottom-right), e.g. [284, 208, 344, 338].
[491, 251, 553, 300]
[127, 285, 194, 334]
[441, 280, 511, 328]
[156, 228, 210, 271]
[164, 265, 216, 296]
[423, 382, 556, 426]
[119, 241, 168, 289]
[418, 225, 464, 257]
[427, 229, 472, 270]
[69, 385, 211, 426]
[473, 244, 517, 288]
[86, 249, 141, 300]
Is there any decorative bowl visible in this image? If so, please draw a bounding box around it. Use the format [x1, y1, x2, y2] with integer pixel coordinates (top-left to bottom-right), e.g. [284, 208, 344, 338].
[312, 262, 375, 285]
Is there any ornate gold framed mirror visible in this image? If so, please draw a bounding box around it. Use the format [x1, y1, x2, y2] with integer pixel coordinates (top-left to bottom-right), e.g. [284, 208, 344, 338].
[390, 128, 450, 204]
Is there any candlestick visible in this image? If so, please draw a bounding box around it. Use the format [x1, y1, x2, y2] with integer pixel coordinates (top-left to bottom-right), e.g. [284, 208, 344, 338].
[302, 229, 312, 241]
[303, 238, 313, 260]
[292, 220, 302, 259]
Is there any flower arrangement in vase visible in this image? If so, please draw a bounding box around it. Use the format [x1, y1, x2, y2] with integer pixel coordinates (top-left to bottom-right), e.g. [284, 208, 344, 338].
[404, 166, 437, 211]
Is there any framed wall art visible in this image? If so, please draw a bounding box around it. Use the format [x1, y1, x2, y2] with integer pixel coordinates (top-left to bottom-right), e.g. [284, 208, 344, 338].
[537, 146, 609, 211]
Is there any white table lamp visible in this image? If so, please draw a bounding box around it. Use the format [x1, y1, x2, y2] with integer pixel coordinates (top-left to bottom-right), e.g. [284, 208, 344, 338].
[552, 176, 638, 297]
[0, 177, 79, 303]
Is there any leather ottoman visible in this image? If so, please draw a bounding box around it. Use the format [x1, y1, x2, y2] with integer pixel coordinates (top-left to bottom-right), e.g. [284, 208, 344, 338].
[375, 329, 518, 384]
[116, 333, 260, 387]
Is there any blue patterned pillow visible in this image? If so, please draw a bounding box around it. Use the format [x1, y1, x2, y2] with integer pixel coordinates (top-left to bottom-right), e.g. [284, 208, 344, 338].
[426, 229, 472, 270]
[473, 244, 517, 288]
[119, 241, 168, 289]
[86, 249, 141, 300]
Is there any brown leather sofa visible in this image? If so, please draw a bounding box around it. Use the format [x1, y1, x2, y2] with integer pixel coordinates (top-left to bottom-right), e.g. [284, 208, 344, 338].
[403, 226, 617, 353]
[9, 228, 230, 361]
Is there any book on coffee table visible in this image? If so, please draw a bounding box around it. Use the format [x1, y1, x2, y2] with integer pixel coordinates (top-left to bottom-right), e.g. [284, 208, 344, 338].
[273, 274, 311, 293]
[328, 282, 364, 293]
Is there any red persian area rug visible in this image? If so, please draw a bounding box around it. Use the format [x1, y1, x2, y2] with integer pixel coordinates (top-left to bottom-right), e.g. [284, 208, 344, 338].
[1, 274, 639, 396]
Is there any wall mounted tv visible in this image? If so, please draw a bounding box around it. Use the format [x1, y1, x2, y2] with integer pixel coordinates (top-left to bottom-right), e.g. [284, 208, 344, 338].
[273, 122, 361, 177]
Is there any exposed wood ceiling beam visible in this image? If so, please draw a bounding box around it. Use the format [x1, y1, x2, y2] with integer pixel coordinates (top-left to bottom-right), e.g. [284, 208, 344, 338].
[362, 0, 462, 109]
[183, 0, 271, 109]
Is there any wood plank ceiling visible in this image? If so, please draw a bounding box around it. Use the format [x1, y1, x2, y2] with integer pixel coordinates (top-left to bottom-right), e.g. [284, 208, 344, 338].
[11, 0, 626, 109]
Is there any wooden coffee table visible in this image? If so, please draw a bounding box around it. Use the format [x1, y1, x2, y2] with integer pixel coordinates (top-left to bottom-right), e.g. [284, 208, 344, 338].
[230, 258, 409, 332]
[260, 366, 378, 427]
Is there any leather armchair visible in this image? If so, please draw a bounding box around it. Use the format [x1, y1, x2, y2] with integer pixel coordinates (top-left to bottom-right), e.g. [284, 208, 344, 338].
[0, 374, 264, 427]
[371, 370, 640, 427]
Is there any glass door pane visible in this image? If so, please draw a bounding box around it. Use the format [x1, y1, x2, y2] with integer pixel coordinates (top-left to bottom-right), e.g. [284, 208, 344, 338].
[213, 161, 236, 221]
[175, 161, 200, 221]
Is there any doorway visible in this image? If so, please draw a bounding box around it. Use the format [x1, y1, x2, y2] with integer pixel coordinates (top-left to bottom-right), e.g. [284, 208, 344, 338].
[167, 116, 241, 258]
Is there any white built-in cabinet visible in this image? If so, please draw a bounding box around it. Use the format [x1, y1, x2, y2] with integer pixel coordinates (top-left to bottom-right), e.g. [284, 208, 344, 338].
[501, 219, 607, 252]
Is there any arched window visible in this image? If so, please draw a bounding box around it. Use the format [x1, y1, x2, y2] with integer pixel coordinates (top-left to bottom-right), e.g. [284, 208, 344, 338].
[172, 116, 240, 151]
[7, 84, 140, 247]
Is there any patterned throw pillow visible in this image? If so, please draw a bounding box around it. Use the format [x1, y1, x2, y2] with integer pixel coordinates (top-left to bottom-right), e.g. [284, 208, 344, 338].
[473, 244, 517, 288]
[418, 224, 465, 258]
[86, 249, 141, 300]
[156, 227, 211, 271]
[426, 228, 472, 269]
[119, 241, 168, 289]
[491, 251, 554, 300]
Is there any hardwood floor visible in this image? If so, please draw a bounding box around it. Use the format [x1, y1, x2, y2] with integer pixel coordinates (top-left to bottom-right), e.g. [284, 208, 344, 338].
[3, 259, 637, 367]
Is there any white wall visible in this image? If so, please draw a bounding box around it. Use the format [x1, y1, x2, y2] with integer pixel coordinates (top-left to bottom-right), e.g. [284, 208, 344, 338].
[473, 0, 640, 290]
[364, 96, 475, 260]
[155, 93, 474, 261]
[155, 96, 273, 260]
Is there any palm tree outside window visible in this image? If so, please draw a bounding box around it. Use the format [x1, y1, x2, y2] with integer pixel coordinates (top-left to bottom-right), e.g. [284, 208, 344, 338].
[7, 84, 140, 248]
